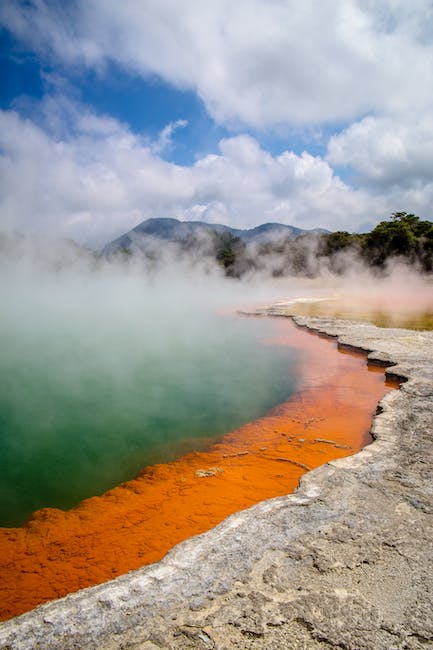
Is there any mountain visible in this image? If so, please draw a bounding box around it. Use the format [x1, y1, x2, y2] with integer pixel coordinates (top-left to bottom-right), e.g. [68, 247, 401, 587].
[103, 217, 326, 254]
[240, 222, 305, 242]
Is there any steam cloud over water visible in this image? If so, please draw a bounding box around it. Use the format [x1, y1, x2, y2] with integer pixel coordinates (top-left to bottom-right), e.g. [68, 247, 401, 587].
[0, 240, 304, 526]
[1, 237, 432, 526]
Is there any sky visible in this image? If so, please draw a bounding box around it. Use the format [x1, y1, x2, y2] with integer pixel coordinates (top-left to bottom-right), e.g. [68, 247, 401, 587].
[1, 0, 433, 247]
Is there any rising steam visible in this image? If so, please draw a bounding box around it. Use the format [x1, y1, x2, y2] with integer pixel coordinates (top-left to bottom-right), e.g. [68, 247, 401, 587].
[0, 233, 431, 525]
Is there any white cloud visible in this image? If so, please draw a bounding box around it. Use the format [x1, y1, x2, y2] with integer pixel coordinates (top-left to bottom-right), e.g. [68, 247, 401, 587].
[0, 102, 384, 245]
[327, 113, 433, 188]
[1, 1, 433, 239]
[2, 0, 433, 127]
[150, 119, 188, 155]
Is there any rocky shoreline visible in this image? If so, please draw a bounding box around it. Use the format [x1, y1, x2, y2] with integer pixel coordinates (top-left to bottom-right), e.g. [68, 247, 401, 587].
[1, 315, 432, 650]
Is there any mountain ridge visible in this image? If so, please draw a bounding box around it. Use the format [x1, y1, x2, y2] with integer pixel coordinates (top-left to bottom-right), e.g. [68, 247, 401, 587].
[103, 217, 328, 254]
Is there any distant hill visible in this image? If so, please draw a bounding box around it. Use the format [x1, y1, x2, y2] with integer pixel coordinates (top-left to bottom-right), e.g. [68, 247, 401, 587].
[103, 217, 327, 254]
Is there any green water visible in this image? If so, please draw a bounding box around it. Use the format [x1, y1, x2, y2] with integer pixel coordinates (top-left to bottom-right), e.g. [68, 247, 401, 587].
[0, 305, 298, 527]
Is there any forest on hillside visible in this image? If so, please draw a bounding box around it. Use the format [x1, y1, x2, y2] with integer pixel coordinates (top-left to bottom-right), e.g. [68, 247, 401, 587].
[214, 212, 433, 278]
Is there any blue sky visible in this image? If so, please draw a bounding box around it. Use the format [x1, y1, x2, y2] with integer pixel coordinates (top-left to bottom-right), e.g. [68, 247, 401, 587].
[1, 1, 432, 245]
[1, 26, 333, 165]
[0, 28, 221, 164]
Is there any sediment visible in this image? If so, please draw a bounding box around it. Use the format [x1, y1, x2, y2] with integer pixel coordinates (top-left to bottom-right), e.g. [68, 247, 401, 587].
[0, 315, 432, 650]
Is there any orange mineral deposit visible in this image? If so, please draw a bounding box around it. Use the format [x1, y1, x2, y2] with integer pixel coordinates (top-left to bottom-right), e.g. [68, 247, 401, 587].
[0, 319, 397, 620]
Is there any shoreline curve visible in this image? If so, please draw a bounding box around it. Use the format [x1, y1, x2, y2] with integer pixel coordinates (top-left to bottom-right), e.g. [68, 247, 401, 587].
[0, 315, 432, 650]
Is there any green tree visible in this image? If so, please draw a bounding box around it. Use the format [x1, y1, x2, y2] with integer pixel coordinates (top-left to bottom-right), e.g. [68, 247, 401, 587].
[214, 232, 246, 276]
[318, 231, 358, 257]
[362, 212, 420, 266]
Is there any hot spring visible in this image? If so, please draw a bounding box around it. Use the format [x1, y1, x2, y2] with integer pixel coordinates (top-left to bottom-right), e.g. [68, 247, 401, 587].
[0, 247, 402, 620]
[0, 257, 300, 526]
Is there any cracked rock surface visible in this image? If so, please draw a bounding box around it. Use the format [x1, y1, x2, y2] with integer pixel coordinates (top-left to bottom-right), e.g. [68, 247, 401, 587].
[0, 316, 432, 650]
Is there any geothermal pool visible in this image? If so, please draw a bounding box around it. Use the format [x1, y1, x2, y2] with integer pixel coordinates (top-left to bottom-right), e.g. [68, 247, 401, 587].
[0, 312, 299, 527]
[0, 314, 396, 621]
[0, 259, 401, 621]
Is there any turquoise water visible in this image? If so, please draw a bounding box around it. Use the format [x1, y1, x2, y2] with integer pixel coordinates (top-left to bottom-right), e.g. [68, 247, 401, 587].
[0, 268, 299, 526]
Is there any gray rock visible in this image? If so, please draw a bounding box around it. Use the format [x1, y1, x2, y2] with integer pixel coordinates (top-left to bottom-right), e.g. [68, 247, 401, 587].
[1, 315, 432, 650]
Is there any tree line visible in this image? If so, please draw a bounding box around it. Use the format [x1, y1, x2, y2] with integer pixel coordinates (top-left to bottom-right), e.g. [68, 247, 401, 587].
[215, 212, 433, 277]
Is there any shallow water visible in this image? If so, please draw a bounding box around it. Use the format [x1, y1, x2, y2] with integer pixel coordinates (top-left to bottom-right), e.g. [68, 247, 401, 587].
[287, 299, 433, 330]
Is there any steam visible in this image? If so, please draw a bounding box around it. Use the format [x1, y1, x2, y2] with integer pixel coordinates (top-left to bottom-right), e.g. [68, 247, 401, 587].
[0, 236, 304, 526]
[0, 233, 431, 526]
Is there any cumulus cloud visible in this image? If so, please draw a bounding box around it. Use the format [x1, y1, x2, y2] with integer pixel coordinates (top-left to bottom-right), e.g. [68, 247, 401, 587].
[327, 112, 433, 188]
[0, 99, 383, 245]
[1, 1, 432, 238]
[2, 0, 433, 127]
